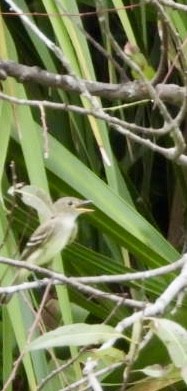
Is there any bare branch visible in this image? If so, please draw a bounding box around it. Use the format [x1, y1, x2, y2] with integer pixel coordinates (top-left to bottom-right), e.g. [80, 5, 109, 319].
[0, 257, 145, 309]
[0, 60, 185, 105]
[83, 359, 103, 391]
[0, 254, 184, 286]
[149, 0, 187, 13]
[62, 362, 123, 391]
[100, 255, 187, 349]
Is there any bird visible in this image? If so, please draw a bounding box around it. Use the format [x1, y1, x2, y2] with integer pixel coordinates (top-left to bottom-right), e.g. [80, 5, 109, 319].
[2, 197, 93, 302]
[20, 196, 93, 268]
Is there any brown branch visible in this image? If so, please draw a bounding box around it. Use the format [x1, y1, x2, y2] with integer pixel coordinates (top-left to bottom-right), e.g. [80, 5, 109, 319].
[0, 60, 184, 106]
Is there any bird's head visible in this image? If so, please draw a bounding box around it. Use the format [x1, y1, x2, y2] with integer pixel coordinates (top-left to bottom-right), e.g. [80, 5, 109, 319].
[53, 197, 94, 215]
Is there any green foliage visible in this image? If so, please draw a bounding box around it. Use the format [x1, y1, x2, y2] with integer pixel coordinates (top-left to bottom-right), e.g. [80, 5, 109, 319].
[28, 324, 124, 350]
[0, 0, 186, 390]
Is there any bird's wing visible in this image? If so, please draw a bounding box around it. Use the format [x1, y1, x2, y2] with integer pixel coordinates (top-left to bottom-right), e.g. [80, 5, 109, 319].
[21, 219, 55, 260]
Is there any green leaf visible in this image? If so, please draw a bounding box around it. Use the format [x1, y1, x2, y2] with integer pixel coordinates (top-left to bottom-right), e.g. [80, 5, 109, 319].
[153, 318, 187, 368]
[28, 324, 123, 351]
[128, 367, 180, 391]
[153, 318, 187, 384]
[139, 364, 173, 378]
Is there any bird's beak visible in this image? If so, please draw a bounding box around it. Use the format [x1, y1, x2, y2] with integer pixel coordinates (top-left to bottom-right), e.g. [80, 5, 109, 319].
[77, 200, 94, 213]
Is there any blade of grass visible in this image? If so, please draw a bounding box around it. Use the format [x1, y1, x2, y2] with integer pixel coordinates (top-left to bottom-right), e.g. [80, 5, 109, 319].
[111, 0, 137, 45]
[42, 0, 127, 194]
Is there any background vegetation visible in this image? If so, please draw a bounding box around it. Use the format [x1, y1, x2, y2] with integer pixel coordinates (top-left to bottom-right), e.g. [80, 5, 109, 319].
[1, 0, 187, 390]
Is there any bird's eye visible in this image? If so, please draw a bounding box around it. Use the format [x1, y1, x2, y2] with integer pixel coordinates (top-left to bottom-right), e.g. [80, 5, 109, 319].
[67, 200, 73, 206]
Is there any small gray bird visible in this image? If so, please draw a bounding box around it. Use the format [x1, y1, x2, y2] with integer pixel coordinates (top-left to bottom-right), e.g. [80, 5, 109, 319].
[20, 197, 93, 268]
[11, 197, 93, 287]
